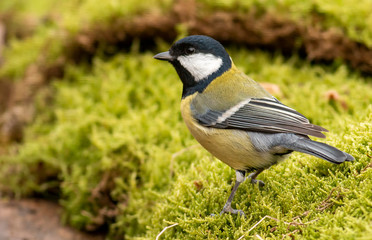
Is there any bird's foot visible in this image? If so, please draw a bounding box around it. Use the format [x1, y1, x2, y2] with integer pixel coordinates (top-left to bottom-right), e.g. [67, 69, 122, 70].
[248, 173, 265, 187]
[219, 203, 245, 216]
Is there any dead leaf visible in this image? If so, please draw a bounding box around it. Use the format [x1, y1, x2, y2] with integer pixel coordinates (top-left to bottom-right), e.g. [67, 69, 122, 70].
[260, 82, 282, 97]
[193, 180, 203, 192]
[324, 90, 348, 110]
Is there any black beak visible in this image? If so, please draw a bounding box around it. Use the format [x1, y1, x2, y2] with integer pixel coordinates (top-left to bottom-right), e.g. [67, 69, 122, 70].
[153, 51, 174, 61]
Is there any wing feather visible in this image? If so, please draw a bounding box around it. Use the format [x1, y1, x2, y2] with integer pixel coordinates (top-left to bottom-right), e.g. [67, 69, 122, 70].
[195, 98, 328, 138]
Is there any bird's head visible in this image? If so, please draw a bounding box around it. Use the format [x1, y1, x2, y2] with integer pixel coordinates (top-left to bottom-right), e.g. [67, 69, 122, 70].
[154, 35, 232, 97]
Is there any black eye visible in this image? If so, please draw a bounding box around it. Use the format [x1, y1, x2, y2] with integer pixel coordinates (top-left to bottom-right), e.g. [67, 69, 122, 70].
[185, 47, 196, 54]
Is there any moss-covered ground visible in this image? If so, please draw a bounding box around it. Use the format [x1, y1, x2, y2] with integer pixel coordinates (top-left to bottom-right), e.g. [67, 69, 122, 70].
[0, 0, 372, 239]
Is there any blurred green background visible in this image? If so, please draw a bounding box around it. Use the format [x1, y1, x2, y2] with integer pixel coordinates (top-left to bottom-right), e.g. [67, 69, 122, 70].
[0, 0, 371, 239]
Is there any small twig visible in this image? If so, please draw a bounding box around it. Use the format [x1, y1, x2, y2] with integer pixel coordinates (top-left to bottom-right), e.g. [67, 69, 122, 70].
[316, 187, 345, 212]
[237, 234, 245, 240]
[237, 215, 280, 240]
[281, 229, 301, 240]
[292, 210, 310, 221]
[286, 218, 319, 230]
[360, 161, 372, 173]
[237, 233, 245, 240]
[255, 234, 264, 240]
[316, 188, 336, 211]
[303, 218, 319, 225]
[354, 160, 372, 177]
[156, 223, 179, 240]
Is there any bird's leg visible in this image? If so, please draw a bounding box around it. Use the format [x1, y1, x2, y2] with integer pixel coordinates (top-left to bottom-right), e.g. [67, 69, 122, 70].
[220, 170, 246, 216]
[248, 169, 265, 187]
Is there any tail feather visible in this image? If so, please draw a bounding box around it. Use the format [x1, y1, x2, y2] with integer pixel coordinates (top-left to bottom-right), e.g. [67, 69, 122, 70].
[283, 137, 354, 164]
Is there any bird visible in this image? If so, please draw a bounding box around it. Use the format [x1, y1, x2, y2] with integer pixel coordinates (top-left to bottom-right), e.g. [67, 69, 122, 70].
[153, 35, 354, 216]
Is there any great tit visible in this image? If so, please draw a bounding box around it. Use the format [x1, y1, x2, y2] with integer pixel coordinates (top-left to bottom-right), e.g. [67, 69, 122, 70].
[154, 35, 354, 216]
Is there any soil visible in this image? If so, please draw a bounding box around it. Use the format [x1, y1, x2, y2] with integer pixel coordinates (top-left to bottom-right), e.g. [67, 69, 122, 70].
[0, 199, 105, 240]
[66, 0, 372, 73]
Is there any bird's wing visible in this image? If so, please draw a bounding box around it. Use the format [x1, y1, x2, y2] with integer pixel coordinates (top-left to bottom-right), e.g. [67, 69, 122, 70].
[192, 97, 328, 138]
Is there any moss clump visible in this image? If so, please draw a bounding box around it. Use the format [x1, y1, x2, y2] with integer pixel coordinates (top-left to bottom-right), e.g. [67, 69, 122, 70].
[0, 53, 192, 231]
[1, 49, 371, 238]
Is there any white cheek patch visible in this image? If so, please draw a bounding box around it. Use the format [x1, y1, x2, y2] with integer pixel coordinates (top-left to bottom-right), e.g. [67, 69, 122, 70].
[177, 53, 223, 82]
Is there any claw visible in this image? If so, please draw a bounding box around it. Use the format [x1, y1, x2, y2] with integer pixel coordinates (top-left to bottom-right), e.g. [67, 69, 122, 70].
[248, 176, 265, 187]
[248, 170, 265, 187]
[220, 204, 245, 216]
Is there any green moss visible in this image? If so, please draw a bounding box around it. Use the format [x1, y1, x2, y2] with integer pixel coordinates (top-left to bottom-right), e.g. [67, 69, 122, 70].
[1, 0, 372, 239]
[0, 27, 63, 79]
[1, 49, 371, 238]
[0, 0, 64, 16]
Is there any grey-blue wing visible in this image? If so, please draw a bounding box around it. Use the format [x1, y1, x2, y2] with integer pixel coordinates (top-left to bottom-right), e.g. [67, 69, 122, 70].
[194, 98, 328, 138]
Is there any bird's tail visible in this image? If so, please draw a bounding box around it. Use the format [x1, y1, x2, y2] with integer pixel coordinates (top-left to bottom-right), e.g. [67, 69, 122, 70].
[282, 136, 354, 164]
